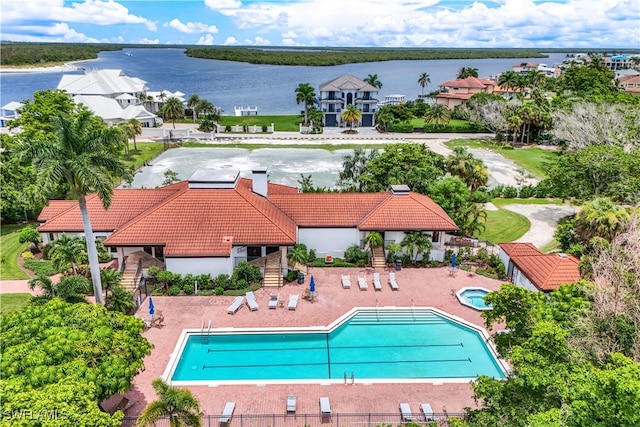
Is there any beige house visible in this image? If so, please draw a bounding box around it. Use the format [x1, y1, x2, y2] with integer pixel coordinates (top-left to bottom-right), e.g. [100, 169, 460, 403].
[619, 74, 640, 96]
[435, 77, 495, 109]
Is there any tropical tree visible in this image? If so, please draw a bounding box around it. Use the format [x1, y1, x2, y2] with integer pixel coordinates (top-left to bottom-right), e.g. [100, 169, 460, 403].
[19, 226, 41, 251]
[161, 97, 185, 129]
[337, 146, 378, 192]
[497, 70, 520, 97]
[308, 107, 324, 133]
[107, 285, 136, 314]
[116, 121, 134, 155]
[294, 83, 316, 126]
[128, 118, 143, 152]
[418, 72, 431, 96]
[574, 198, 629, 242]
[18, 111, 131, 305]
[28, 274, 57, 299]
[186, 94, 201, 125]
[424, 103, 451, 128]
[400, 231, 431, 263]
[445, 147, 489, 195]
[341, 104, 362, 131]
[287, 244, 308, 266]
[100, 267, 123, 306]
[364, 231, 383, 249]
[137, 378, 202, 427]
[456, 67, 479, 79]
[364, 73, 383, 89]
[48, 234, 85, 276]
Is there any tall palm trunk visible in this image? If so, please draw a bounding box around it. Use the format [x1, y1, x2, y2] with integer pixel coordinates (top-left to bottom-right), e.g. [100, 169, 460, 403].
[79, 195, 104, 305]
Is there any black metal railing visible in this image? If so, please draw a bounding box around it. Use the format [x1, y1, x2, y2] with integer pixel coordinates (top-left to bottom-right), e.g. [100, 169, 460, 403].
[121, 411, 465, 426]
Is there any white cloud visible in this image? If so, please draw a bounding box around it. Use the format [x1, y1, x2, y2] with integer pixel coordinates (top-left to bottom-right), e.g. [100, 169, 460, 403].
[137, 38, 160, 44]
[197, 34, 215, 45]
[223, 36, 240, 45]
[204, 0, 242, 10]
[0, 22, 100, 43]
[166, 19, 219, 34]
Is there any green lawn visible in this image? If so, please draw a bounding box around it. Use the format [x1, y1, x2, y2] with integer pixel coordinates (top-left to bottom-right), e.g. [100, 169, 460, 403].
[409, 118, 471, 128]
[0, 224, 32, 280]
[218, 115, 301, 132]
[121, 141, 169, 171]
[491, 198, 563, 208]
[0, 293, 32, 316]
[476, 208, 531, 245]
[445, 139, 557, 178]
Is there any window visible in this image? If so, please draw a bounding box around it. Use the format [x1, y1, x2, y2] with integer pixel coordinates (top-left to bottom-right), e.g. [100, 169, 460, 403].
[431, 232, 440, 243]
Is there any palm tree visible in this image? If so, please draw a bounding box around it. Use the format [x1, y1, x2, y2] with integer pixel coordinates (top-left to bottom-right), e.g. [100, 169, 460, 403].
[294, 83, 316, 126]
[307, 107, 324, 133]
[106, 285, 136, 314]
[48, 234, 85, 275]
[287, 245, 308, 267]
[116, 121, 134, 155]
[28, 274, 57, 298]
[341, 104, 362, 131]
[467, 163, 490, 194]
[575, 198, 629, 241]
[364, 231, 383, 249]
[186, 94, 201, 125]
[100, 267, 122, 306]
[338, 146, 377, 192]
[424, 103, 451, 128]
[418, 72, 431, 96]
[128, 119, 142, 152]
[137, 378, 201, 427]
[364, 73, 383, 89]
[445, 147, 475, 179]
[400, 231, 432, 264]
[29, 274, 91, 303]
[18, 111, 131, 305]
[458, 202, 487, 237]
[161, 97, 185, 129]
[456, 67, 479, 79]
[498, 70, 520, 97]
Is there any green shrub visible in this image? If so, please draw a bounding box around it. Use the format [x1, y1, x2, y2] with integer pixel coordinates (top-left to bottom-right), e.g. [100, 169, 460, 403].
[231, 261, 262, 285]
[167, 285, 181, 296]
[196, 273, 212, 290]
[214, 273, 232, 290]
[198, 290, 215, 296]
[23, 260, 57, 276]
[344, 245, 369, 266]
[285, 269, 300, 282]
[308, 249, 317, 263]
[234, 278, 248, 290]
[518, 185, 535, 198]
[181, 273, 196, 291]
[225, 125, 231, 132]
[430, 260, 439, 267]
[261, 125, 268, 132]
[21, 251, 35, 260]
[214, 286, 224, 295]
[476, 247, 489, 262]
[183, 283, 195, 295]
[147, 266, 161, 277]
[502, 185, 518, 198]
[476, 267, 498, 279]
[389, 122, 414, 133]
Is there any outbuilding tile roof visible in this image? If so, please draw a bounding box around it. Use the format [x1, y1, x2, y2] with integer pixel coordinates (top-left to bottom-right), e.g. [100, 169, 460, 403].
[37, 200, 78, 222]
[438, 76, 495, 89]
[499, 243, 581, 291]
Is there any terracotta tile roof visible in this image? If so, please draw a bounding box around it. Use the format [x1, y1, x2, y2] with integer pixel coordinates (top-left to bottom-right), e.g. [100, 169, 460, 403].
[359, 192, 458, 231]
[499, 242, 540, 257]
[104, 183, 297, 257]
[319, 74, 379, 92]
[37, 200, 77, 222]
[438, 76, 495, 89]
[37, 185, 186, 232]
[269, 193, 388, 227]
[512, 253, 581, 291]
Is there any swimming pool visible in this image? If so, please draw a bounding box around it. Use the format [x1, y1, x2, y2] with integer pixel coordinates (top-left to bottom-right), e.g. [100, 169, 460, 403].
[456, 288, 493, 311]
[165, 307, 507, 385]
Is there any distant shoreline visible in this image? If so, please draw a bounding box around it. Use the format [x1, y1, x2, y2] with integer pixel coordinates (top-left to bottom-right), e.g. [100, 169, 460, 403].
[0, 60, 87, 75]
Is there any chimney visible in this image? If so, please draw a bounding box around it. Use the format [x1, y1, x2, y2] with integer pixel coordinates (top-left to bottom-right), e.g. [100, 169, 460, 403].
[391, 185, 410, 196]
[252, 168, 268, 198]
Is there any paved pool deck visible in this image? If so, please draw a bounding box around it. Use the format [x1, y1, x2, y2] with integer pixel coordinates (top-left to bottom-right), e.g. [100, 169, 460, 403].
[118, 265, 505, 418]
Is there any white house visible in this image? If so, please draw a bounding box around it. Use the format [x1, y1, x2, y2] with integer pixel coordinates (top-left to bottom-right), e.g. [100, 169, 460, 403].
[0, 101, 23, 128]
[498, 242, 581, 292]
[72, 95, 158, 128]
[318, 75, 379, 127]
[38, 169, 458, 280]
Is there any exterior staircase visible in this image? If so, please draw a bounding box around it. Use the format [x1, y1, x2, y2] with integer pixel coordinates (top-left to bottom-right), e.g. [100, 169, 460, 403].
[250, 250, 283, 287]
[371, 246, 386, 269]
[119, 251, 164, 292]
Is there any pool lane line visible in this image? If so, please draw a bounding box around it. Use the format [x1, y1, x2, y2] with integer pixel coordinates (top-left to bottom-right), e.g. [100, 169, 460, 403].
[326, 333, 331, 378]
[205, 342, 464, 353]
[201, 358, 474, 370]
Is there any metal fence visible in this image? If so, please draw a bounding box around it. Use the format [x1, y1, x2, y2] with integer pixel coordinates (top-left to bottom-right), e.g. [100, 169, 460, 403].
[122, 412, 465, 427]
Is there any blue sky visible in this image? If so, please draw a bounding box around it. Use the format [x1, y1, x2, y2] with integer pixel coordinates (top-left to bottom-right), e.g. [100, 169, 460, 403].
[1, 0, 639, 48]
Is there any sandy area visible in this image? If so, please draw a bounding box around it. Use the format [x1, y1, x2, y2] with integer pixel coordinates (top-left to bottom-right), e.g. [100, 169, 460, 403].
[503, 203, 577, 248]
[0, 62, 83, 74]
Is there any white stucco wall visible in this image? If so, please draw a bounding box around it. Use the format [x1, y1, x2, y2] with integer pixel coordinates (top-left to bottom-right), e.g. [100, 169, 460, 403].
[41, 231, 85, 244]
[512, 266, 538, 292]
[384, 231, 443, 261]
[298, 228, 359, 258]
[165, 257, 231, 276]
[498, 248, 510, 269]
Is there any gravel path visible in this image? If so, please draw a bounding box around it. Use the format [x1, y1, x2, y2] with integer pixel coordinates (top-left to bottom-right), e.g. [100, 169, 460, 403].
[502, 204, 578, 248]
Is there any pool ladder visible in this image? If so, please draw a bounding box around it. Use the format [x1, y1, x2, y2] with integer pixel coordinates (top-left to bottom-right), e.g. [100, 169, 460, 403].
[201, 319, 211, 344]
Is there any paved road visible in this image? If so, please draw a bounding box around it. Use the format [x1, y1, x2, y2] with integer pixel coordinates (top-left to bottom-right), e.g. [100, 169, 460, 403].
[503, 203, 577, 248]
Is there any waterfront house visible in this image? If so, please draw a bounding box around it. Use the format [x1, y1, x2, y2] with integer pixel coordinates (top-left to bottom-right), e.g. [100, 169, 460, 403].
[318, 75, 379, 127]
[57, 69, 165, 127]
[0, 101, 22, 128]
[512, 62, 560, 77]
[37, 169, 457, 282]
[435, 77, 495, 109]
[619, 74, 640, 96]
[498, 242, 581, 292]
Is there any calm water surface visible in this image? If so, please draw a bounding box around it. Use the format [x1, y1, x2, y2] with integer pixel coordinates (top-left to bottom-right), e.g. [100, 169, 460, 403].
[1, 49, 567, 114]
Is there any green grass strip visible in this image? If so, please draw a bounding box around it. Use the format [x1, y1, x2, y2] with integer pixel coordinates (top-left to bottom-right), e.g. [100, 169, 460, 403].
[0, 293, 33, 316]
[0, 224, 32, 280]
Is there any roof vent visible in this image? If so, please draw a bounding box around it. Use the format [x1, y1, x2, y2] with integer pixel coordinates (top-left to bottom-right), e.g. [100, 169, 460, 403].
[391, 185, 410, 195]
[557, 253, 568, 258]
[188, 169, 239, 189]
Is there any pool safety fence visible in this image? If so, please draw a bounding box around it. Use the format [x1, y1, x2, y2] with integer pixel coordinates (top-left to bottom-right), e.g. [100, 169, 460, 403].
[121, 411, 466, 426]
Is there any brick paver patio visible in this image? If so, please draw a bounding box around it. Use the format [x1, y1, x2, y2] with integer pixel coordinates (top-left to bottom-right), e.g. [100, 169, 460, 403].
[118, 266, 505, 419]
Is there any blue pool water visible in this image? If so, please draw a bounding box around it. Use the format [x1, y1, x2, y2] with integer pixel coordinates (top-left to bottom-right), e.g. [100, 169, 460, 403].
[459, 289, 493, 310]
[170, 309, 504, 382]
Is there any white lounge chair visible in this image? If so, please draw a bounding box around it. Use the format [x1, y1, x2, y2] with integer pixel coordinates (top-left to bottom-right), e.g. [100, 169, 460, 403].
[373, 272, 382, 291]
[421, 403, 434, 421]
[319, 397, 331, 422]
[227, 296, 244, 314]
[358, 275, 368, 290]
[245, 291, 259, 311]
[288, 294, 299, 310]
[400, 403, 413, 421]
[219, 402, 235, 424]
[341, 274, 351, 289]
[389, 272, 399, 290]
[286, 395, 297, 413]
[268, 293, 279, 309]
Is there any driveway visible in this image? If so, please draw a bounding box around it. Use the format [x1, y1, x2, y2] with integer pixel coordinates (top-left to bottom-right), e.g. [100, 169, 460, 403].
[502, 204, 578, 248]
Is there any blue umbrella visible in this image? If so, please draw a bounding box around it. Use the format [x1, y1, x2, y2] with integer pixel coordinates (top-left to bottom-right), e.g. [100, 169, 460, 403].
[148, 297, 155, 317]
[451, 253, 457, 268]
[309, 276, 316, 293]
